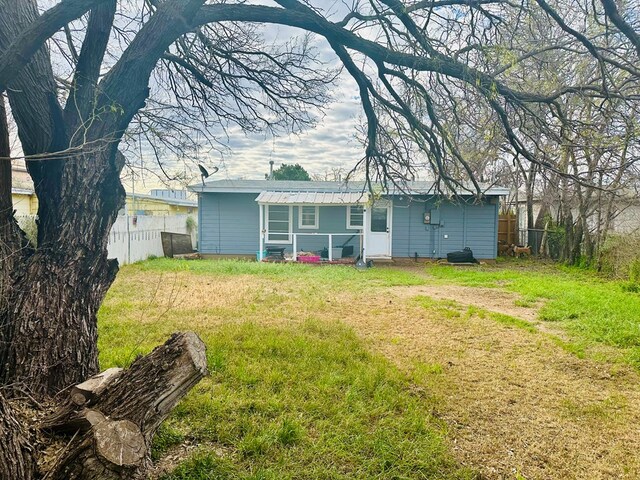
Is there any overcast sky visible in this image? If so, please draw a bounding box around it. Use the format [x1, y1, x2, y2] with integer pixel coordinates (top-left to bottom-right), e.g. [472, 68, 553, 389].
[121, 3, 368, 191]
[10, 2, 369, 192]
[205, 75, 364, 180]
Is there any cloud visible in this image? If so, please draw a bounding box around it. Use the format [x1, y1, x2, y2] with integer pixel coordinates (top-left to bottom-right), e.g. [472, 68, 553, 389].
[203, 69, 365, 180]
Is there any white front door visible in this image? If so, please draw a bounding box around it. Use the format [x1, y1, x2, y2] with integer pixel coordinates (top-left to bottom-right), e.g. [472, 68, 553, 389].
[366, 200, 392, 258]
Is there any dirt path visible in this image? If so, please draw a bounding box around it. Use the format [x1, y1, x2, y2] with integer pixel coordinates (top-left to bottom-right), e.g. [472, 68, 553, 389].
[333, 284, 640, 479]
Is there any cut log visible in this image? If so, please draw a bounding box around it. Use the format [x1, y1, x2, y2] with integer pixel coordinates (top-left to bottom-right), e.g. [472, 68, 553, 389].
[0, 393, 35, 480]
[44, 332, 208, 480]
[71, 368, 123, 405]
[43, 368, 123, 433]
[49, 418, 146, 480]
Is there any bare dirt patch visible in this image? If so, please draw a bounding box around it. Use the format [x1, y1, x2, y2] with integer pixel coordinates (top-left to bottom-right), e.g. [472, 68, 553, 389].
[390, 283, 540, 321]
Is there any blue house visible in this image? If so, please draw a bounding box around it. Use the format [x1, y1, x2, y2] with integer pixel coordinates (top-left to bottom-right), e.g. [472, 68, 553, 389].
[190, 180, 508, 261]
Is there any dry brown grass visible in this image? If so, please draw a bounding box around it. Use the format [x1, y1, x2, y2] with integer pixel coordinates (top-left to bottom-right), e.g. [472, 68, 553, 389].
[335, 291, 640, 479]
[112, 263, 640, 479]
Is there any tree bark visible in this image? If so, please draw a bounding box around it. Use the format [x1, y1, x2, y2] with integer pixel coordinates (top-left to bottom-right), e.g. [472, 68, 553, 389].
[0, 393, 36, 480]
[0, 0, 203, 399]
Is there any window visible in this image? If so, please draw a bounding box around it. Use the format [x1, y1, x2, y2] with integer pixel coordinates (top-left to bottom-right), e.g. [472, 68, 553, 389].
[298, 205, 319, 229]
[347, 205, 364, 229]
[370, 205, 388, 232]
[267, 205, 292, 243]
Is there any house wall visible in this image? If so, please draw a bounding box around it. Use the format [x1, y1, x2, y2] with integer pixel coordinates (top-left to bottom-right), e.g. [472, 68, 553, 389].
[199, 193, 361, 255]
[392, 197, 498, 259]
[199, 193, 260, 255]
[292, 205, 361, 254]
[125, 197, 197, 216]
[199, 192, 499, 259]
[11, 192, 39, 216]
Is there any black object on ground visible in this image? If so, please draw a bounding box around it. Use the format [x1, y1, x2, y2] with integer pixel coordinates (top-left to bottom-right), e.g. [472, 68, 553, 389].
[446, 247, 478, 263]
[265, 246, 285, 261]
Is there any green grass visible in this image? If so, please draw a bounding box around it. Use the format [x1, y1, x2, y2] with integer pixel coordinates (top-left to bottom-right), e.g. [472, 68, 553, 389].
[414, 295, 538, 333]
[136, 257, 427, 288]
[98, 260, 473, 479]
[425, 261, 640, 367]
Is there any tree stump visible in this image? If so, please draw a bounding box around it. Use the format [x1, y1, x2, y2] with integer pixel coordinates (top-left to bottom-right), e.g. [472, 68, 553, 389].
[44, 331, 208, 479]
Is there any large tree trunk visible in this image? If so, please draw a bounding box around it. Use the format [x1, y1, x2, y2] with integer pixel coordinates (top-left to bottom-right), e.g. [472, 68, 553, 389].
[0, 142, 125, 395]
[0, 0, 127, 396]
[0, 0, 201, 398]
[0, 393, 36, 480]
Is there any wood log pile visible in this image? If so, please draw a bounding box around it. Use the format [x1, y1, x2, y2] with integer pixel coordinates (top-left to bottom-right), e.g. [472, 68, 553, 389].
[0, 332, 208, 480]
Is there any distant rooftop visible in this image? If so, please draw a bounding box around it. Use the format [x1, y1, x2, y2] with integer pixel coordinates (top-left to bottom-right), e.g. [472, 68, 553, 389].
[189, 179, 509, 196]
[126, 191, 196, 207]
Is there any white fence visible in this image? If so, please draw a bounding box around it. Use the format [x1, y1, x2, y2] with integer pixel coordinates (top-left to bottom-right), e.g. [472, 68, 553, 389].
[107, 215, 195, 265]
[13, 214, 195, 265]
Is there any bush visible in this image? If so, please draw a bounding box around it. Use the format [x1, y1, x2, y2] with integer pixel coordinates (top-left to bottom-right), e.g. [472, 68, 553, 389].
[16, 215, 38, 247]
[598, 234, 640, 280]
[186, 216, 197, 234]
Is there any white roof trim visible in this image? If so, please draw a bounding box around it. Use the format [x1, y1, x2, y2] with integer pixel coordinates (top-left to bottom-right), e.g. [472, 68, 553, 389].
[256, 191, 368, 205]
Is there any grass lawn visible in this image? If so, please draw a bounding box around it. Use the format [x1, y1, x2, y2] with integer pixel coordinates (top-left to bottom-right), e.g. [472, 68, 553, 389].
[98, 259, 472, 480]
[98, 258, 640, 479]
[424, 260, 640, 367]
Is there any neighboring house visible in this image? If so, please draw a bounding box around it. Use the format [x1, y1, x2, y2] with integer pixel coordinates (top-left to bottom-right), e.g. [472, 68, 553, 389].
[514, 191, 640, 238]
[9, 171, 197, 218]
[190, 180, 508, 261]
[122, 189, 198, 216]
[11, 187, 38, 216]
[11, 165, 38, 216]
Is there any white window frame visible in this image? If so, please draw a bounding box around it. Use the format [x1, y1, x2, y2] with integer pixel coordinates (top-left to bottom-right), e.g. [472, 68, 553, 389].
[266, 205, 292, 244]
[346, 205, 364, 229]
[298, 205, 319, 229]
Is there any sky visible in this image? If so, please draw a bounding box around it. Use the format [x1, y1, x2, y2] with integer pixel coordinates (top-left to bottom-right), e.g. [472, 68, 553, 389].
[201, 76, 364, 180]
[121, 2, 369, 191]
[10, 1, 370, 193]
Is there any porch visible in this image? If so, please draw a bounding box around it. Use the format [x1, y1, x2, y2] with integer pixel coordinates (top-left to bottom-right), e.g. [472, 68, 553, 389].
[256, 191, 373, 262]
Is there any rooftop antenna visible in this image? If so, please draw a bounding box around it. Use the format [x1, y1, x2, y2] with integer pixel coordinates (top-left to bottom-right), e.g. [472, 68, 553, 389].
[199, 164, 218, 186]
[269, 160, 274, 180]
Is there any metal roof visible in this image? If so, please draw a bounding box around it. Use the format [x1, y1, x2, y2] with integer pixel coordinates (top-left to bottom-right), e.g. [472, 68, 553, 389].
[189, 179, 509, 196]
[125, 192, 197, 207]
[256, 191, 368, 205]
[11, 188, 34, 195]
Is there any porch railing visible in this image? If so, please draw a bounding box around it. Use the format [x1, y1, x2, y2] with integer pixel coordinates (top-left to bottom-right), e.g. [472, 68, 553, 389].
[291, 232, 363, 261]
[260, 231, 364, 261]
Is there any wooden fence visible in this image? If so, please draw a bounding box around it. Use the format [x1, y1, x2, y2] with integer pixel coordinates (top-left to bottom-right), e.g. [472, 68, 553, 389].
[498, 213, 518, 246]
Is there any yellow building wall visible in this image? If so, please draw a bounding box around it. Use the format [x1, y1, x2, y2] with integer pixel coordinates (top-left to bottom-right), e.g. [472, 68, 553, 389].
[11, 192, 38, 216]
[126, 197, 196, 216]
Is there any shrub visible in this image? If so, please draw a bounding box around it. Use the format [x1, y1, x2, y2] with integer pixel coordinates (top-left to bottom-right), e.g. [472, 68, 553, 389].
[186, 215, 197, 234]
[16, 215, 38, 247]
[598, 234, 640, 280]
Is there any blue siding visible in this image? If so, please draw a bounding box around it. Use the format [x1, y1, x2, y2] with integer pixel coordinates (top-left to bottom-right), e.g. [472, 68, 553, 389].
[199, 192, 499, 259]
[391, 197, 498, 259]
[463, 201, 498, 258]
[391, 197, 440, 258]
[292, 205, 360, 253]
[199, 194, 361, 255]
[200, 193, 260, 254]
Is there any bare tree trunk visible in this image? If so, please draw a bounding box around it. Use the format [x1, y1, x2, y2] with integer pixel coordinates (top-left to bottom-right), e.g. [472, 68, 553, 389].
[0, 393, 35, 480]
[0, 97, 30, 379]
